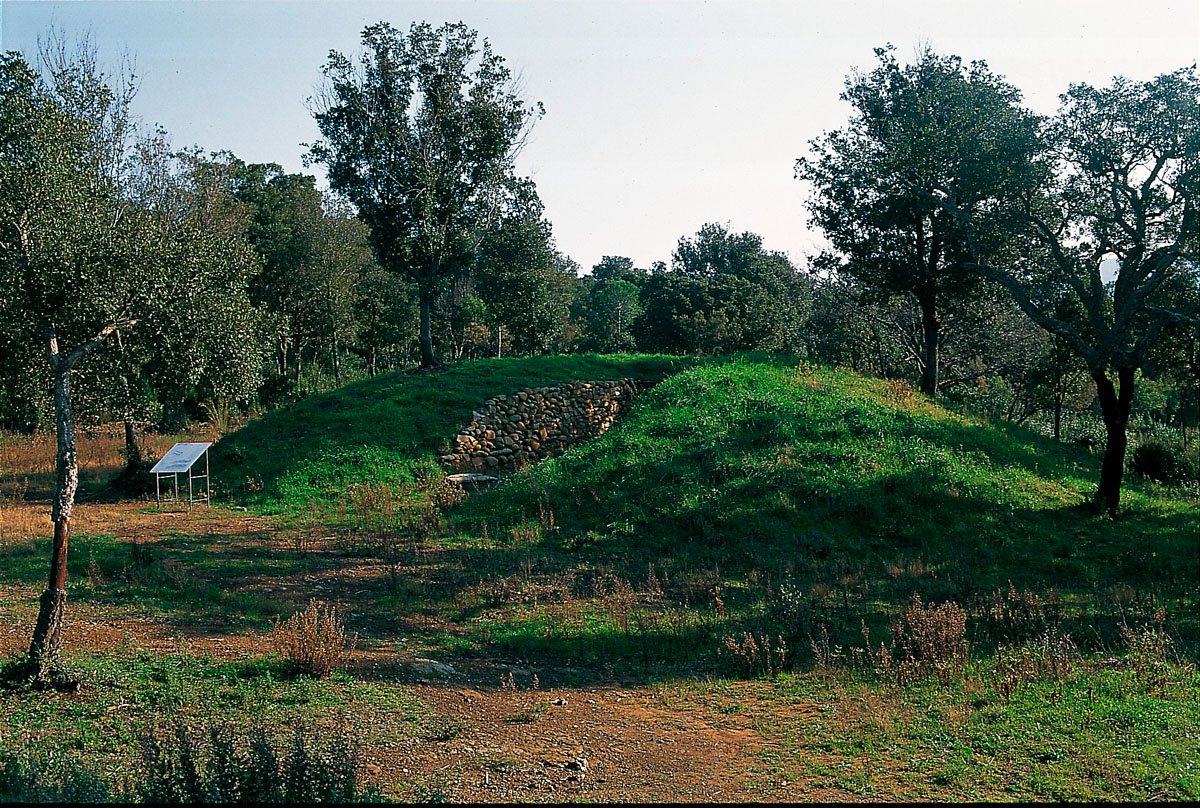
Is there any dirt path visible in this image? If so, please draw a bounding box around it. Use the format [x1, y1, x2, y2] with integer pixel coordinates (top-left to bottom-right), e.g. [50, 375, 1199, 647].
[0, 501, 856, 802]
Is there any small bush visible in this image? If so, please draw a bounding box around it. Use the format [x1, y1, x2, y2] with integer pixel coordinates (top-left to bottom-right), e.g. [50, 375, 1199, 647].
[1130, 440, 1195, 485]
[271, 600, 356, 677]
[199, 397, 235, 437]
[137, 721, 375, 803]
[869, 595, 969, 685]
[766, 575, 827, 649]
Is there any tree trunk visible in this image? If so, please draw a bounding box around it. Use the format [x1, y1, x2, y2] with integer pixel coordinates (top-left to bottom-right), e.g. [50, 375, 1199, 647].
[1093, 367, 1135, 518]
[294, 338, 303, 386]
[114, 333, 143, 475]
[418, 288, 438, 368]
[368, 345, 377, 377]
[28, 364, 79, 686]
[332, 334, 342, 386]
[919, 297, 940, 396]
[278, 336, 288, 378]
[123, 418, 143, 474]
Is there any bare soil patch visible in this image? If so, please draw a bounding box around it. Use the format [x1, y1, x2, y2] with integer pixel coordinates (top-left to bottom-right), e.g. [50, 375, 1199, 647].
[0, 499, 856, 803]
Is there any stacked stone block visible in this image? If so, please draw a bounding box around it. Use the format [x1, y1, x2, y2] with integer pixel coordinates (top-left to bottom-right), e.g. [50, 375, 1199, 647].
[441, 379, 646, 471]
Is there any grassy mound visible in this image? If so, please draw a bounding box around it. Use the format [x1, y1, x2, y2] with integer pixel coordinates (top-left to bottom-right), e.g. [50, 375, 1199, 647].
[212, 354, 691, 514]
[460, 357, 1199, 650]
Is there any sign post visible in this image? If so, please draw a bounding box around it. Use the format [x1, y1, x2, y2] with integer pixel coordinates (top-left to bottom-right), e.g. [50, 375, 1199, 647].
[149, 441, 214, 507]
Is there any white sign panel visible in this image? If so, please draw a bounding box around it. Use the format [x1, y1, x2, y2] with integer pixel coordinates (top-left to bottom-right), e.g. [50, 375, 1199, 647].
[150, 441, 213, 474]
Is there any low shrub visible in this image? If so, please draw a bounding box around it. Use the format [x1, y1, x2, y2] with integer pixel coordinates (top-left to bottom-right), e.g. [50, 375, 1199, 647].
[1130, 440, 1196, 485]
[868, 595, 969, 685]
[138, 721, 376, 803]
[0, 748, 111, 803]
[271, 600, 356, 677]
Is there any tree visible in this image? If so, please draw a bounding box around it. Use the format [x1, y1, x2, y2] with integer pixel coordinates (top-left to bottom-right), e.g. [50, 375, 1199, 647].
[0, 46, 146, 685]
[572, 256, 645, 353]
[228, 161, 378, 389]
[0, 44, 259, 685]
[355, 263, 418, 375]
[636, 223, 809, 355]
[125, 147, 264, 427]
[309, 21, 542, 367]
[797, 46, 1042, 395]
[473, 181, 577, 355]
[578, 277, 642, 353]
[930, 68, 1200, 515]
[801, 270, 910, 378]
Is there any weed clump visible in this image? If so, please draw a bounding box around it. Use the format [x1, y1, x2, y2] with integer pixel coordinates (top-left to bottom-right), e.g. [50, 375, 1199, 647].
[138, 722, 373, 803]
[501, 671, 550, 723]
[271, 600, 356, 677]
[867, 595, 969, 685]
[1120, 608, 1187, 692]
[719, 631, 789, 678]
[990, 628, 1081, 699]
[978, 583, 1063, 644]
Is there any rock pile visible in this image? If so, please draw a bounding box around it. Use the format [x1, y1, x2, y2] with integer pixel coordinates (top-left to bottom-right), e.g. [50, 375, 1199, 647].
[441, 379, 646, 471]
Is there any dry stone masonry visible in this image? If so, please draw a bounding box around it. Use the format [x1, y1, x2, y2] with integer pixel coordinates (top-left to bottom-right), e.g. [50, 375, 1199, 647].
[441, 379, 648, 471]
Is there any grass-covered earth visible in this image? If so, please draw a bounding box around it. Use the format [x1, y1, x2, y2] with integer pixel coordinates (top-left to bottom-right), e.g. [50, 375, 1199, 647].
[1, 354, 1197, 801]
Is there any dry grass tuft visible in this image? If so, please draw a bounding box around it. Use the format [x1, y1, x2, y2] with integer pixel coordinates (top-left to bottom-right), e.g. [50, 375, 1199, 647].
[865, 594, 970, 685]
[270, 599, 356, 677]
[719, 631, 789, 678]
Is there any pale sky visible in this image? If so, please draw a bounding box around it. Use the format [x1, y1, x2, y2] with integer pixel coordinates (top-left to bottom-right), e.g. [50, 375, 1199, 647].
[2, 0, 1197, 273]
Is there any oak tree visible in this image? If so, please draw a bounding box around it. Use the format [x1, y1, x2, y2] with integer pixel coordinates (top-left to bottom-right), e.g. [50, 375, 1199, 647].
[797, 46, 1041, 394]
[931, 68, 1200, 514]
[309, 21, 542, 367]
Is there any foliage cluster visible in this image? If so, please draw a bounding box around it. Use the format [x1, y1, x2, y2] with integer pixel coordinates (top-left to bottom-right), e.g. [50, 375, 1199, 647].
[0, 722, 374, 804]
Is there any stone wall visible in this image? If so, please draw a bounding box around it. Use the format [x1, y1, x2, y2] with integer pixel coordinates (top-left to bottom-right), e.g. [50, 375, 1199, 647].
[441, 379, 647, 471]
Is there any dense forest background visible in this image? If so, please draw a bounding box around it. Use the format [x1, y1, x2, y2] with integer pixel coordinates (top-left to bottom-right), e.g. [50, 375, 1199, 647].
[1, 29, 1196, 483]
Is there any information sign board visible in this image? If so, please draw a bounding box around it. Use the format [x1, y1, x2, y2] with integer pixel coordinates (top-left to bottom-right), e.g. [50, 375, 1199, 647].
[150, 441, 214, 474]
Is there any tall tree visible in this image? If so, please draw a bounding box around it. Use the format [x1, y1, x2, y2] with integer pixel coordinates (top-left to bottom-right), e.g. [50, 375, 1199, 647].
[636, 223, 809, 355]
[0, 46, 143, 686]
[309, 21, 542, 367]
[797, 46, 1041, 395]
[929, 67, 1200, 515]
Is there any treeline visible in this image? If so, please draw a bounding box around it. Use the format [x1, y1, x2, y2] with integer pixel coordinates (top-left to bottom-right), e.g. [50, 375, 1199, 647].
[1, 30, 1197, 478]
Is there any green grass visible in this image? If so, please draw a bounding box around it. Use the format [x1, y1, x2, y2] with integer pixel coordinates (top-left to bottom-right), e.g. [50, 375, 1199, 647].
[5, 353, 1197, 801]
[454, 357, 1199, 659]
[691, 661, 1200, 801]
[208, 354, 1196, 669]
[0, 650, 423, 797]
[0, 527, 317, 626]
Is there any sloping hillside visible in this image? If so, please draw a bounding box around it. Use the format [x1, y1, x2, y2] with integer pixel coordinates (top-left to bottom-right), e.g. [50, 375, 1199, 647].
[212, 354, 691, 512]
[461, 357, 1198, 647]
[212, 354, 1196, 648]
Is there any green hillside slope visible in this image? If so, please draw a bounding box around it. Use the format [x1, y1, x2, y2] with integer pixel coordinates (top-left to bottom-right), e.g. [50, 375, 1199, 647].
[212, 354, 691, 513]
[462, 357, 1198, 650]
[212, 354, 1196, 651]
